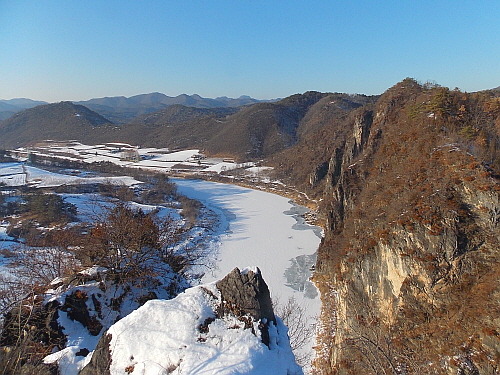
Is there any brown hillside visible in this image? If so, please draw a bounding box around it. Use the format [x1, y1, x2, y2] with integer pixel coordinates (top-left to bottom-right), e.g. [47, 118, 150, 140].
[103, 105, 237, 150]
[310, 79, 500, 374]
[0, 102, 114, 149]
[0, 92, 332, 161]
[269, 93, 377, 193]
[201, 91, 329, 159]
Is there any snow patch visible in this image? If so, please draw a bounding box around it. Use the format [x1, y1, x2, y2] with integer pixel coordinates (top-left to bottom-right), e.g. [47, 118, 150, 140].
[105, 283, 302, 375]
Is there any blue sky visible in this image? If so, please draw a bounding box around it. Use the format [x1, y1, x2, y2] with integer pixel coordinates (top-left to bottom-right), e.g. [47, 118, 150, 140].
[0, 1, 499, 102]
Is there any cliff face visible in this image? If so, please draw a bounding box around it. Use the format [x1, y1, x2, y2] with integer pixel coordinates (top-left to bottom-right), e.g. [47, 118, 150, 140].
[312, 80, 500, 374]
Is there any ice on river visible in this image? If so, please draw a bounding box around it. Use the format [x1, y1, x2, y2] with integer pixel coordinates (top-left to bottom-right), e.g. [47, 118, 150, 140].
[173, 179, 323, 367]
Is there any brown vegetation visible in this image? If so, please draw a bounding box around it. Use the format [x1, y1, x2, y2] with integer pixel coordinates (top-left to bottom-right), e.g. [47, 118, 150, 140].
[308, 79, 500, 374]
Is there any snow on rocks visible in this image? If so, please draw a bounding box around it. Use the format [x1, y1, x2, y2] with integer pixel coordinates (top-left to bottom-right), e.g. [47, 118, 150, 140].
[79, 267, 302, 375]
[41, 266, 188, 375]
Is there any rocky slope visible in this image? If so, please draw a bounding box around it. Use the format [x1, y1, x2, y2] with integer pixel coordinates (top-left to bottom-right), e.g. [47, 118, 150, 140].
[307, 79, 500, 374]
[268, 93, 377, 190]
[0, 266, 300, 375]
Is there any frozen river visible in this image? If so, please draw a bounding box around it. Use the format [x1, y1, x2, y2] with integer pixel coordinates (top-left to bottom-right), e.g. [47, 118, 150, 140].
[173, 178, 323, 366]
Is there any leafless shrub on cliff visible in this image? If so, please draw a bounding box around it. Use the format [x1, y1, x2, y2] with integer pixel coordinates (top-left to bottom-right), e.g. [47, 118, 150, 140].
[0, 228, 83, 318]
[274, 296, 316, 367]
[76, 203, 205, 281]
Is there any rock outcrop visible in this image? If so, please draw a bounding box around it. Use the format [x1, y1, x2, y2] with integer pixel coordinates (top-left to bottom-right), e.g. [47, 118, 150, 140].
[79, 267, 300, 375]
[313, 79, 500, 374]
[78, 333, 112, 375]
[215, 267, 276, 347]
[215, 267, 276, 324]
[0, 266, 186, 375]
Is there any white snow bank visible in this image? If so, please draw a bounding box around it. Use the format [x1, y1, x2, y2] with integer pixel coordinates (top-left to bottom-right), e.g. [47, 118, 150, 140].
[44, 266, 187, 375]
[204, 161, 254, 173]
[151, 149, 200, 162]
[106, 283, 302, 375]
[77, 265, 108, 277]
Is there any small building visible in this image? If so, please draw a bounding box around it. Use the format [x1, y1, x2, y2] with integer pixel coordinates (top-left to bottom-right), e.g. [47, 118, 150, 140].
[121, 148, 141, 162]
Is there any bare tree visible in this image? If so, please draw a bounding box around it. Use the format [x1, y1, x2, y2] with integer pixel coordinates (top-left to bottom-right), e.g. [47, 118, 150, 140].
[274, 296, 316, 368]
[77, 203, 205, 280]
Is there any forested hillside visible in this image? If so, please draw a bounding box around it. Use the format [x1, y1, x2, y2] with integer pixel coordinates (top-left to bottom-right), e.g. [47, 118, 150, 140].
[302, 79, 500, 374]
[0, 102, 114, 149]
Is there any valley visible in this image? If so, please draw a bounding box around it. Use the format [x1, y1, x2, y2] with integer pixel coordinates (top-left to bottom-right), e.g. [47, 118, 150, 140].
[0, 80, 499, 375]
[0, 150, 322, 373]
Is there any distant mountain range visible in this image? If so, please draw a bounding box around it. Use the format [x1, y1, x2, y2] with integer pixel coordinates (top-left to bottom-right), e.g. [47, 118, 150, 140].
[0, 98, 48, 120]
[0, 93, 273, 123]
[74, 93, 275, 123]
[0, 92, 374, 160]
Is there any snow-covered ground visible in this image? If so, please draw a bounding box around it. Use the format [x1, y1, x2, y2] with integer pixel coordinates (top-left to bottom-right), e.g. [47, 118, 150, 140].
[0, 162, 142, 188]
[173, 178, 322, 366]
[101, 282, 301, 375]
[59, 194, 181, 224]
[9, 142, 269, 176]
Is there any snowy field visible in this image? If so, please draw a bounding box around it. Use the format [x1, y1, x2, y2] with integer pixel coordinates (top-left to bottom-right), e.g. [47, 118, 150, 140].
[0, 162, 141, 188]
[10, 142, 271, 177]
[173, 178, 322, 365]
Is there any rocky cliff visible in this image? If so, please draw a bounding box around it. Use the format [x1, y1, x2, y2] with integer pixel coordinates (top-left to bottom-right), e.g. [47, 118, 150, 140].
[311, 79, 500, 374]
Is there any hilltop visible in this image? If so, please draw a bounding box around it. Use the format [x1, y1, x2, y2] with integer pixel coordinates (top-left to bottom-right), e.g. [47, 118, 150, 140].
[0, 102, 114, 149]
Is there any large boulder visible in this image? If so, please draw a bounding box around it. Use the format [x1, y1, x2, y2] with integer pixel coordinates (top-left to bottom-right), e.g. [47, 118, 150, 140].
[215, 267, 275, 324]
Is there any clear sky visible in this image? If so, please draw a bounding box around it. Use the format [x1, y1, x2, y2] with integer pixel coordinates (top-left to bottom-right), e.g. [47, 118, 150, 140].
[0, 0, 499, 102]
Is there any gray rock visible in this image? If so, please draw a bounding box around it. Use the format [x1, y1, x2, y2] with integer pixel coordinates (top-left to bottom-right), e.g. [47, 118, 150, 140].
[215, 267, 275, 324]
[79, 333, 112, 375]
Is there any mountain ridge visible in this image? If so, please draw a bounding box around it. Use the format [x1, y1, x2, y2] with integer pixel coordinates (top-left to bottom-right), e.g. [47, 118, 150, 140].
[0, 98, 49, 120]
[0, 93, 274, 123]
[0, 92, 369, 159]
[74, 92, 275, 123]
